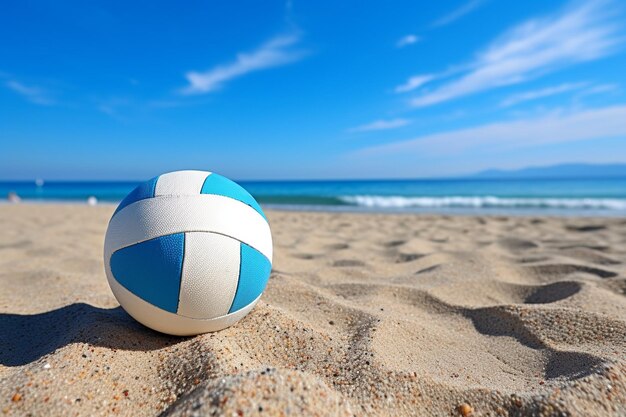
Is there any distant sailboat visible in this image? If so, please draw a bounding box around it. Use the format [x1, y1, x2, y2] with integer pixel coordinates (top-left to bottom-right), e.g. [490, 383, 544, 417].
[35, 178, 44, 187]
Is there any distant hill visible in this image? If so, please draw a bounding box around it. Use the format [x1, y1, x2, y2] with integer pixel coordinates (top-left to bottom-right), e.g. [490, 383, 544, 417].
[472, 163, 626, 179]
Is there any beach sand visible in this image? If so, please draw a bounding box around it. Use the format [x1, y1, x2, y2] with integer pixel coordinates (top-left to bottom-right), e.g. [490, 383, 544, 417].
[0, 205, 625, 416]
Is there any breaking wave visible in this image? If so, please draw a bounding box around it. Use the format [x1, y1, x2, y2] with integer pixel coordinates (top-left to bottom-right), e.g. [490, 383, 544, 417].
[338, 195, 626, 210]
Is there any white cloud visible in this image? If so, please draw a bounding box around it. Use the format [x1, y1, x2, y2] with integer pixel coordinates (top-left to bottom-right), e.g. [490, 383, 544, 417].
[358, 105, 626, 156]
[578, 83, 620, 97]
[348, 118, 412, 133]
[395, 74, 435, 93]
[396, 34, 420, 48]
[406, 0, 621, 108]
[180, 34, 305, 95]
[5, 80, 54, 105]
[500, 82, 587, 107]
[95, 97, 132, 121]
[431, 0, 486, 28]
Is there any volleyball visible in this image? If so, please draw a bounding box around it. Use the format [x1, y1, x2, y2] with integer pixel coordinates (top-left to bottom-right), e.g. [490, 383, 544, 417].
[103, 170, 272, 335]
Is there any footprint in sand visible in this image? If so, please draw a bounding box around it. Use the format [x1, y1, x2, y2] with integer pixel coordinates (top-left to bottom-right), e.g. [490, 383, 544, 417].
[395, 253, 425, 263]
[524, 281, 582, 304]
[527, 264, 618, 279]
[382, 239, 406, 248]
[293, 253, 318, 260]
[566, 224, 607, 232]
[498, 237, 538, 251]
[332, 259, 366, 267]
[325, 243, 350, 251]
[415, 264, 440, 274]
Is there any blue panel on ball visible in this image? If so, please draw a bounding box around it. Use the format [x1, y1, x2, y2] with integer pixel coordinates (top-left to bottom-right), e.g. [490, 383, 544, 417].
[110, 233, 185, 313]
[113, 176, 158, 215]
[201, 173, 266, 220]
[228, 242, 271, 313]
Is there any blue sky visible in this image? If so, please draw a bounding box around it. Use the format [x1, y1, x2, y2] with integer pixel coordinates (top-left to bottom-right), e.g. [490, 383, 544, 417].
[1, 0, 625, 180]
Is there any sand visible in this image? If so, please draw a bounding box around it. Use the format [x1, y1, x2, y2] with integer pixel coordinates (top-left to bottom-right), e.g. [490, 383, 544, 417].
[0, 205, 625, 416]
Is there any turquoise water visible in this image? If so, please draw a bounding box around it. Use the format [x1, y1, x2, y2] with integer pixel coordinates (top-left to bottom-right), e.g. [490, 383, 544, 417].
[1, 178, 625, 216]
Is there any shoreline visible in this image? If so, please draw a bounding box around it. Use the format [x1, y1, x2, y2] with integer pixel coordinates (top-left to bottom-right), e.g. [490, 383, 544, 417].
[2, 200, 626, 218]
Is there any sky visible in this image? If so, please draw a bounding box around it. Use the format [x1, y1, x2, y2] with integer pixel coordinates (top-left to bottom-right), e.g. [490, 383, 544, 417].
[1, 0, 626, 180]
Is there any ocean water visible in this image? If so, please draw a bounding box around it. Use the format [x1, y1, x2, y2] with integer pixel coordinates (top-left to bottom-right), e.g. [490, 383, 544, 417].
[1, 178, 626, 216]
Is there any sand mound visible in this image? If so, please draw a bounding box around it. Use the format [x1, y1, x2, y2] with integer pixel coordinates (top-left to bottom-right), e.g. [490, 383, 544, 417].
[162, 368, 354, 417]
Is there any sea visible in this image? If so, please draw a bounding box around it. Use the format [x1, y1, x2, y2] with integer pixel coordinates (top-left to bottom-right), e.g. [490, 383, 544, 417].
[1, 178, 626, 217]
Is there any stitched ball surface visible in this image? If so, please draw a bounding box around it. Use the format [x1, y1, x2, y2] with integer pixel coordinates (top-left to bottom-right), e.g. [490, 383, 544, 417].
[104, 170, 272, 335]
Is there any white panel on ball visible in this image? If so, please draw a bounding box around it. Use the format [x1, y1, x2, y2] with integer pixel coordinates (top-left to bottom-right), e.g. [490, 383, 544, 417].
[154, 170, 210, 196]
[104, 194, 272, 262]
[178, 232, 240, 319]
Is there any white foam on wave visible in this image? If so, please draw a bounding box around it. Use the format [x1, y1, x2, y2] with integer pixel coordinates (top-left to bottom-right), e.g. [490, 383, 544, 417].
[338, 195, 626, 210]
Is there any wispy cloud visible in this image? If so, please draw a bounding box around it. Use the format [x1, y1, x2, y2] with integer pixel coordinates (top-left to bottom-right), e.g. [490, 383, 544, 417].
[180, 33, 305, 95]
[396, 34, 420, 48]
[395, 64, 469, 94]
[5, 80, 54, 105]
[348, 118, 412, 133]
[95, 97, 133, 121]
[578, 83, 620, 97]
[403, 0, 621, 108]
[431, 0, 486, 28]
[395, 74, 435, 93]
[358, 105, 626, 156]
[500, 82, 587, 107]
